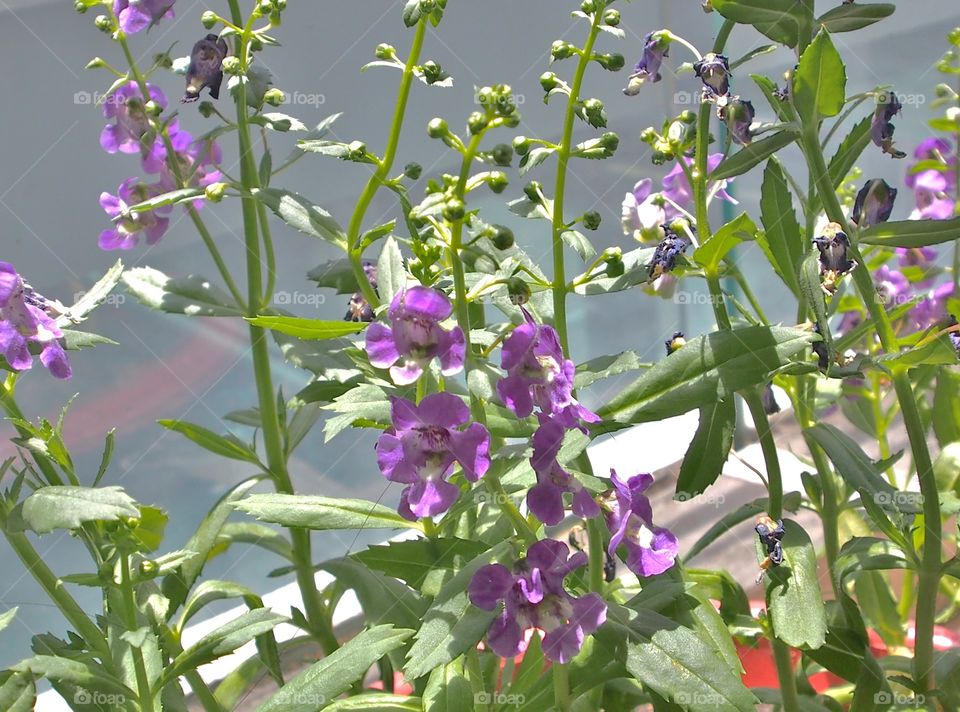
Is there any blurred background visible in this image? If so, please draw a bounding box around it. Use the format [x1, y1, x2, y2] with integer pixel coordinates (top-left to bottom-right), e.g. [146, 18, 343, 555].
[0, 0, 957, 668]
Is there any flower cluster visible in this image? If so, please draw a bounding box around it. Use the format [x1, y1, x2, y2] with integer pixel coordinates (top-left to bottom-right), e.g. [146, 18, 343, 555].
[907, 138, 956, 220]
[604, 470, 678, 577]
[468, 540, 607, 663]
[114, 0, 175, 35]
[0, 263, 71, 379]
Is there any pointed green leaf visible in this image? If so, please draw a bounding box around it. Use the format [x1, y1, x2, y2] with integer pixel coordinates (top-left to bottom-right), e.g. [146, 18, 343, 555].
[758, 159, 804, 296]
[859, 217, 960, 248]
[253, 187, 347, 248]
[235, 493, 421, 532]
[711, 0, 813, 48]
[817, 3, 895, 33]
[158, 420, 261, 464]
[694, 213, 757, 272]
[22, 486, 140, 534]
[676, 399, 736, 498]
[794, 29, 847, 123]
[123, 267, 242, 317]
[247, 316, 367, 340]
[710, 130, 798, 182]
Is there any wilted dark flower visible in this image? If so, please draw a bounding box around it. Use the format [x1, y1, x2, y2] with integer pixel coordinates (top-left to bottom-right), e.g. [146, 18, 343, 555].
[871, 92, 907, 159]
[183, 34, 228, 103]
[345, 264, 378, 323]
[624, 32, 670, 95]
[649, 225, 689, 279]
[812, 325, 829, 370]
[761, 383, 780, 415]
[720, 98, 754, 145]
[665, 330, 685, 356]
[0, 263, 71, 379]
[813, 222, 855, 293]
[693, 53, 730, 97]
[852, 179, 897, 228]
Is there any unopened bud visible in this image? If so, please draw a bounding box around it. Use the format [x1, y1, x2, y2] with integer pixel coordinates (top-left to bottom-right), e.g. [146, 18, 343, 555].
[404, 162, 423, 180]
[204, 182, 228, 202]
[201, 10, 218, 29]
[507, 277, 531, 305]
[582, 211, 602, 231]
[491, 225, 514, 250]
[427, 117, 449, 139]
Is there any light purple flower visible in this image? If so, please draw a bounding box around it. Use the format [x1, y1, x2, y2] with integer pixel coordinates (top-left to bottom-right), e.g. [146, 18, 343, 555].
[906, 140, 955, 220]
[621, 179, 666, 243]
[468, 540, 607, 663]
[99, 81, 167, 155]
[873, 265, 909, 305]
[376, 393, 490, 520]
[114, 0, 175, 35]
[98, 177, 170, 251]
[897, 246, 937, 267]
[605, 469, 678, 577]
[912, 282, 954, 329]
[497, 308, 597, 429]
[662, 154, 735, 209]
[527, 416, 601, 526]
[623, 32, 670, 96]
[0, 263, 71, 379]
[142, 127, 223, 198]
[366, 286, 466, 386]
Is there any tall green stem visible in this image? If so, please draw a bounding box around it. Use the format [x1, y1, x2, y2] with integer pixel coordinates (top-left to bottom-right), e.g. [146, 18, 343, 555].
[345, 20, 429, 309]
[801, 126, 941, 691]
[772, 638, 800, 710]
[227, 0, 338, 656]
[552, 662, 572, 712]
[119, 552, 156, 712]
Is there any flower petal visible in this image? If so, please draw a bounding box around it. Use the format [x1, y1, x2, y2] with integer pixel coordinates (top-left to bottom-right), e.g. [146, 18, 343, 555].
[366, 323, 400, 368]
[468, 564, 513, 610]
[449, 422, 491, 481]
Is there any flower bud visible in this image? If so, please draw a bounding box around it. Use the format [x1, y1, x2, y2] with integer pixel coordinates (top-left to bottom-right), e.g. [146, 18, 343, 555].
[595, 53, 625, 72]
[404, 162, 423, 180]
[263, 88, 285, 106]
[421, 60, 445, 85]
[507, 277, 531, 305]
[679, 110, 697, 124]
[582, 97, 606, 128]
[639, 127, 657, 143]
[443, 198, 465, 221]
[201, 10, 218, 29]
[540, 71, 561, 93]
[94, 14, 112, 32]
[198, 101, 216, 118]
[524, 181, 543, 202]
[144, 100, 162, 117]
[476, 85, 495, 108]
[86, 57, 106, 70]
[468, 111, 487, 135]
[139, 560, 159, 576]
[487, 172, 509, 194]
[580, 0, 596, 13]
[551, 40, 577, 61]
[491, 225, 515, 250]
[204, 182, 228, 203]
[582, 211, 602, 231]
[491, 143, 513, 167]
[221, 55, 242, 75]
[347, 140, 368, 161]
[74, 1, 88, 13]
[599, 131, 620, 152]
[949, 27, 960, 47]
[605, 252, 625, 278]
[375, 43, 397, 60]
[513, 136, 531, 155]
[502, 113, 521, 129]
[603, 9, 620, 26]
[427, 117, 449, 138]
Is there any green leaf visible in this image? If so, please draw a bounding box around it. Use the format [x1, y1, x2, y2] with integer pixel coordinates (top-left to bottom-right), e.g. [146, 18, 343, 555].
[351, 537, 489, 594]
[404, 541, 513, 680]
[574, 350, 649, 390]
[597, 326, 814, 426]
[178, 580, 266, 632]
[252, 112, 308, 132]
[60, 329, 118, 350]
[247, 316, 367, 340]
[307, 259, 360, 294]
[21, 486, 139, 534]
[694, 213, 757, 272]
[13, 656, 133, 698]
[684, 493, 802, 563]
[122, 187, 206, 214]
[257, 626, 414, 712]
[750, 74, 797, 123]
[859, 217, 960, 248]
[805, 424, 902, 508]
[711, 0, 813, 48]
[758, 159, 804, 296]
[602, 603, 757, 711]
[58, 260, 124, 326]
[0, 673, 35, 712]
[0, 607, 18, 634]
[799, 250, 833, 365]
[757, 519, 827, 649]
[235, 493, 421, 532]
[561, 229, 596, 262]
[325, 696, 423, 711]
[933, 370, 960, 447]
[710, 130, 798, 182]
[571, 246, 658, 296]
[123, 267, 243, 317]
[377, 236, 407, 305]
[794, 29, 847, 123]
[158, 420, 261, 464]
[253, 187, 347, 248]
[320, 558, 426, 631]
[676, 399, 736, 498]
[423, 658, 473, 712]
[402, 0, 426, 26]
[816, 3, 895, 33]
[827, 114, 872, 189]
[878, 334, 958, 370]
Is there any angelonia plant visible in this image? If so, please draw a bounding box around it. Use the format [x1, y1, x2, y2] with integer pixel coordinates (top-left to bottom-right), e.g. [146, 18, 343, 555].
[3, 0, 960, 710]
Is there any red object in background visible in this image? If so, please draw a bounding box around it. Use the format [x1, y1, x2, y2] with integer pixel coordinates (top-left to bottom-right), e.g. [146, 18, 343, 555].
[367, 672, 414, 696]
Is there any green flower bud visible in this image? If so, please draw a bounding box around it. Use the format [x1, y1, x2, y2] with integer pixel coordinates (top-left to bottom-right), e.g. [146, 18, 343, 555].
[580, 0, 596, 13]
[443, 198, 466, 222]
[427, 117, 449, 138]
[513, 136, 531, 155]
[85, 57, 106, 70]
[507, 277, 531, 305]
[603, 9, 620, 26]
[600, 131, 620, 152]
[204, 182, 228, 203]
[420, 0, 436, 12]
[404, 162, 423, 180]
[375, 43, 397, 60]
[94, 14, 112, 32]
[347, 140, 368, 160]
[949, 27, 960, 47]
[679, 110, 697, 124]
[487, 172, 509, 194]
[491, 225, 515, 250]
[595, 53, 625, 72]
[523, 181, 543, 202]
[639, 127, 657, 143]
[263, 88, 285, 106]
[604, 250, 625, 278]
[198, 101, 216, 118]
[551, 40, 577, 61]
[139, 560, 159, 576]
[540, 71, 561, 93]
[492, 143, 513, 166]
[421, 60, 445, 84]
[468, 111, 487, 135]
[502, 113, 521, 129]
[582, 211, 602, 231]
[153, 52, 173, 69]
[476, 85, 496, 108]
[144, 100, 162, 117]
[74, 1, 88, 13]
[201, 10, 218, 29]
[221, 56, 243, 75]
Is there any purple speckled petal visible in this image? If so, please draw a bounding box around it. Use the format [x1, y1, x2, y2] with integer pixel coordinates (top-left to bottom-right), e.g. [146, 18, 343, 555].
[416, 392, 469, 427]
[389, 396, 421, 431]
[572, 487, 600, 519]
[0, 327, 31, 371]
[0, 263, 18, 304]
[437, 326, 466, 376]
[40, 343, 72, 380]
[468, 564, 513, 610]
[376, 431, 418, 484]
[404, 477, 460, 518]
[98, 229, 136, 251]
[500, 321, 537, 371]
[394, 286, 451, 321]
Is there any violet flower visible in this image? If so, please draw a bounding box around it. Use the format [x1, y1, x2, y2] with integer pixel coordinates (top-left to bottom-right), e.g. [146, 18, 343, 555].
[873, 265, 909, 305]
[852, 178, 897, 228]
[912, 282, 954, 329]
[183, 34, 229, 103]
[468, 539, 607, 663]
[98, 177, 170, 250]
[621, 179, 666, 243]
[906, 138, 956, 220]
[662, 154, 735, 209]
[376, 393, 490, 520]
[720, 98, 754, 145]
[0, 263, 71, 379]
[366, 286, 466, 386]
[142, 127, 223, 196]
[114, 0, 175, 34]
[604, 469, 678, 577]
[345, 264, 378, 323]
[527, 415, 601, 526]
[624, 32, 671, 95]
[871, 91, 906, 159]
[100, 81, 167, 155]
[497, 307, 597, 429]
[693, 53, 731, 97]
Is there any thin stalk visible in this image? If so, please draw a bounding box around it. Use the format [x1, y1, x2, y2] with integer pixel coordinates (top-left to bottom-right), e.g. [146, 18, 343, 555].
[257, 202, 277, 310]
[552, 662, 572, 712]
[745, 391, 784, 521]
[227, 0, 338, 656]
[587, 517, 606, 593]
[345, 20, 429, 309]
[119, 552, 155, 712]
[772, 638, 800, 710]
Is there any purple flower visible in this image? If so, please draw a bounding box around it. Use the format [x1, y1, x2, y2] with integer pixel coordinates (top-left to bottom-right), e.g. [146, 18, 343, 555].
[852, 178, 897, 228]
[873, 265, 909, 305]
[897, 246, 937, 267]
[662, 154, 735, 209]
[376, 393, 490, 520]
[345, 264, 378, 323]
[693, 53, 731, 98]
[468, 540, 607, 663]
[114, 0, 175, 34]
[621, 179, 666, 243]
[142, 127, 223, 196]
[906, 139, 956, 221]
[496, 308, 597, 429]
[871, 91, 906, 159]
[98, 177, 170, 250]
[527, 416, 601, 526]
[912, 282, 954, 329]
[624, 32, 671, 95]
[99, 81, 166, 155]
[604, 470, 678, 577]
[0, 263, 71, 379]
[183, 34, 229, 103]
[720, 98, 754, 146]
[366, 286, 466, 386]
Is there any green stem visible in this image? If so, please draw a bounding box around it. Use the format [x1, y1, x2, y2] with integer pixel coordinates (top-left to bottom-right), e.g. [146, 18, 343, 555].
[587, 516, 606, 593]
[745, 391, 783, 520]
[801, 125, 941, 691]
[772, 637, 800, 711]
[227, 0, 338, 657]
[552, 662, 572, 712]
[551, 9, 602, 355]
[119, 552, 155, 712]
[257, 202, 277, 310]
[345, 19, 429, 309]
